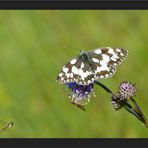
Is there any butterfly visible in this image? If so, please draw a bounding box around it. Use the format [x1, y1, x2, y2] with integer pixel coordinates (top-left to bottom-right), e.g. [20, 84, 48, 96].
[57, 47, 128, 85]
[0, 120, 14, 133]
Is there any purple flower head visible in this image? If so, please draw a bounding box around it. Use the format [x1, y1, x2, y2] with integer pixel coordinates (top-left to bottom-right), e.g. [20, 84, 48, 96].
[111, 81, 137, 110]
[66, 82, 95, 106]
[119, 81, 136, 101]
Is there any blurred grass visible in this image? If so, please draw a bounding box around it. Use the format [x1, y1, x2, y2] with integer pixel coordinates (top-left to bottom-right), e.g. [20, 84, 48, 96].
[0, 10, 147, 138]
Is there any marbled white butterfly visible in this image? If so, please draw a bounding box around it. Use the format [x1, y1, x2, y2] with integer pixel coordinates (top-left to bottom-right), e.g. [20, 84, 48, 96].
[57, 47, 128, 85]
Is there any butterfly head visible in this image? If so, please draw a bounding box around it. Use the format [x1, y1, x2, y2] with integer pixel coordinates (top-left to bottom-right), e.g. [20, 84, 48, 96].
[80, 49, 85, 54]
[80, 50, 89, 60]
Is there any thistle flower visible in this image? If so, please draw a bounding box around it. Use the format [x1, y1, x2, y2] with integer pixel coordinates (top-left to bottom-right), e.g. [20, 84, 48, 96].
[107, 81, 147, 127]
[110, 81, 137, 110]
[66, 82, 95, 108]
[119, 81, 136, 101]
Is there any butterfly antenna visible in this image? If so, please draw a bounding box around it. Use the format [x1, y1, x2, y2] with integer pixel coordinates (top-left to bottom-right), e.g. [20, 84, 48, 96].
[63, 46, 81, 52]
[81, 37, 88, 50]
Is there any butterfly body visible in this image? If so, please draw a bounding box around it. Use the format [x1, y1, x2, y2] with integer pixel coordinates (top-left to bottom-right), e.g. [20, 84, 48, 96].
[80, 50, 90, 60]
[57, 47, 128, 85]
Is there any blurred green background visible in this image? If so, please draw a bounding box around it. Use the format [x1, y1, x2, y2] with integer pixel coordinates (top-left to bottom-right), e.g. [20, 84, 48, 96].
[0, 10, 147, 138]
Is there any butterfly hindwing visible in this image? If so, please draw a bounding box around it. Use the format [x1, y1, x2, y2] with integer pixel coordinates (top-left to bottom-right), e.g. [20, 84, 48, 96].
[57, 57, 79, 84]
[75, 59, 95, 85]
[57, 56, 95, 85]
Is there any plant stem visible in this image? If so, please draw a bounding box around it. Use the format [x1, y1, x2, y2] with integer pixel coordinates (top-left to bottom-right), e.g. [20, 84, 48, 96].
[94, 81, 114, 95]
[94, 80, 148, 127]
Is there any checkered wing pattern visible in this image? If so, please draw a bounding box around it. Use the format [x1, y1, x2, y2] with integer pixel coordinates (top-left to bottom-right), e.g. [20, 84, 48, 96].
[88, 47, 128, 80]
[57, 47, 128, 85]
[57, 56, 95, 85]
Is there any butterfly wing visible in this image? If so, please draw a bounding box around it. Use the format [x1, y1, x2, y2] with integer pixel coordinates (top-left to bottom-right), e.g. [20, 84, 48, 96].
[87, 47, 128, 79]
[57, 55, 95, 85]
[74, 58, 95, 85]
[57, 56, 79, 84]
[57, 47, 128, 85]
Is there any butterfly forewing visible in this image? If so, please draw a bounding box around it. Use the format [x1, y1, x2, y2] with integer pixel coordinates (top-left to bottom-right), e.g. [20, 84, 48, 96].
[88, 47, 128, 79]
[57, 47, 128, 85]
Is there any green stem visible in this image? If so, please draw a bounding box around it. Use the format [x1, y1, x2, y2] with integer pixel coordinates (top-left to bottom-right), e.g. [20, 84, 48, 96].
[95, 80, 148, 127]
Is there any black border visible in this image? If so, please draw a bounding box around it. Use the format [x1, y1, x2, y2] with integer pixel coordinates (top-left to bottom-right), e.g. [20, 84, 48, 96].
[0, 1, 148, 9]
[0, 0, 147, 147]
[0, 138, 147, 147]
